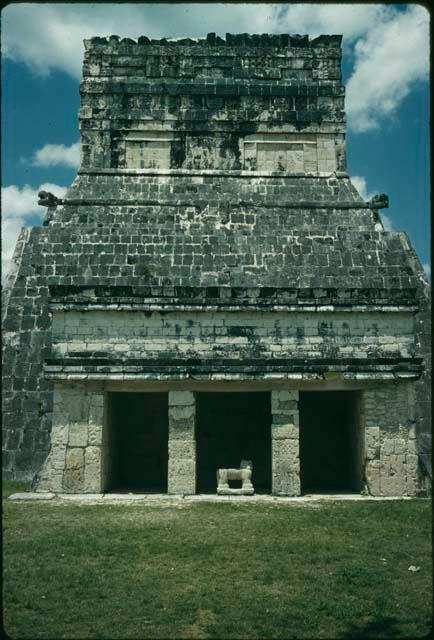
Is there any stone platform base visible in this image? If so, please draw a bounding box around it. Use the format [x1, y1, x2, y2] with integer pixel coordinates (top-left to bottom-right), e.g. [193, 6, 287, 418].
[8, 492, 416, 503]
[217, 488, 254, 495]
[8, 492, 56, 501]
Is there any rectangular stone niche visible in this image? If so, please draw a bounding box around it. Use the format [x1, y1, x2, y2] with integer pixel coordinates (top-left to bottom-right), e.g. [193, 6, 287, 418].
[125, 140, 171, 169]
[113, 129, 175, 169]
[242, 133, 337, 173]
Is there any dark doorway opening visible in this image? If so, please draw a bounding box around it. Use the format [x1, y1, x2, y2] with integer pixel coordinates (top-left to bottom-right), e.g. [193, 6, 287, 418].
[196, 392, 271, 494]
[299, 391, 362, 494]
[106, 392, 168, 492]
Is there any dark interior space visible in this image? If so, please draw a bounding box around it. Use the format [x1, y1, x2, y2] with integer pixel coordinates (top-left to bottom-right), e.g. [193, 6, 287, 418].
[107, 392, 168, 492]
[196, 392, 271, 493]
[299, 391, 361, 493]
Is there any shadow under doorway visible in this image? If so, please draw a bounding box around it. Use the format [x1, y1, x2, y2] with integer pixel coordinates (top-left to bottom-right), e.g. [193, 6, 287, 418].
[299, 390, 362, 494]
[106, 392, 168, 493]
[196, 392, 272, 494]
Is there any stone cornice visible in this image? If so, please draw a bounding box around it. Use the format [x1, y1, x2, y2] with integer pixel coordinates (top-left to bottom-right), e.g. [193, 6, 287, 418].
[55, 198, 384, 209]
[84, 33, 342, 50]
[80, 79, 345, 97]
[44, 355, 423, 381]
[47, 285, 419, 308]
[78, 168, 350, 178]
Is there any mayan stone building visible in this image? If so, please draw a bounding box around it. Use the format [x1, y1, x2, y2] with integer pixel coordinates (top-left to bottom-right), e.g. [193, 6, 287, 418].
[2, 33, 431, 496]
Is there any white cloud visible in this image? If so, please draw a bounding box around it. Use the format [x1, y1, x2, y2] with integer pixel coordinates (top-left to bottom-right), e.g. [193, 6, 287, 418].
[275, 4, 391, 43]
[1, 3, 430, 133]
[31, 142, 80, 168]
[350, 175, 394, 231]
[1, 183, 67, 281]
[346, 5, 430, 132]
[422, 263, 431, 279]
[277, 4, 430, 132]
[2, 3, 279, 79]
[380, 213, 394, 231]
[350, 175, 375, 201]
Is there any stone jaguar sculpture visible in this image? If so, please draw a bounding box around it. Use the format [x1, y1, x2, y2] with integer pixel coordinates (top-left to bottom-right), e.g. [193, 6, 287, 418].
[38, 190, 63, 208]
[368, 193, 389, 209]
[217, 459, 254, 495]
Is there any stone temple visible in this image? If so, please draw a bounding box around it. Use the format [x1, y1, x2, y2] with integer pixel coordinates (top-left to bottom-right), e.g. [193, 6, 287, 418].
[2, 33, 431, 496]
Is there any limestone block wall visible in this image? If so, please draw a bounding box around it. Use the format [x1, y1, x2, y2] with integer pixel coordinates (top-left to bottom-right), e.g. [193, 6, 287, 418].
[362, 382, 419, 496]
[36, 385, 302, 496]
[108, 129, 341, 173]
[51, 309, 416, 365]
[32, 378, 422, 496]
[2, 29, 429, 493]
[35, 383, 105, 493]
[271, 390, 300, 495]
[2, 228, 53, 481]
[80, 34, 346, 172]
[242, 132, 338, 173]
[168, 391, 196, 494]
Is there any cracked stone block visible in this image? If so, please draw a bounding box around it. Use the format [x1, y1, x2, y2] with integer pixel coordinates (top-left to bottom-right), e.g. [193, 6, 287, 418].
[365, 460, 381, 495]
[69, 423, 89, 447]
[271, 424, 298, 440]
[51, 424, 69, 446]
[66, 447, 84, 470]
[169, 405, 195, 420]
[84, 446, 102, 492]
[169, 391, 195, 406]
[88, 424, 103, 446]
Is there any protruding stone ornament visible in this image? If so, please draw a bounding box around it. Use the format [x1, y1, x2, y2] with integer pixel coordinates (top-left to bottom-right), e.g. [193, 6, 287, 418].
[368, 193, 389, 209]
[38, 191, 62, 208]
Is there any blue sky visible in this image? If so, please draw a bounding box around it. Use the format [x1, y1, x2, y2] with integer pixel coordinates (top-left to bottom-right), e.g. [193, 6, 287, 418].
[1, 2, 430, 279]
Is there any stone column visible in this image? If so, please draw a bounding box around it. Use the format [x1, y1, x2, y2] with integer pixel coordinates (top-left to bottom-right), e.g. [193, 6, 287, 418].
[271, 390, 300, 496]
[84, 389, 105, 493]
[363, 383, 418, 497]
[35, 383, 105, 494]
[168, 391, 196, 495]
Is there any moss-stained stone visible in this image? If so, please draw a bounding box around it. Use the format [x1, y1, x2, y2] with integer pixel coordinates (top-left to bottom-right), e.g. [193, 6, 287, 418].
[271, 390, 300, 496]
[1, 32, 430, 495]
[168, 391, 196, 494]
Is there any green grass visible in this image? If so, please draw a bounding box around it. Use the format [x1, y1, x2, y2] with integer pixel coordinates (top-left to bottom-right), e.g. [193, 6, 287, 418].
[2, 480, 32, 499]
[3, 489, 432, 639]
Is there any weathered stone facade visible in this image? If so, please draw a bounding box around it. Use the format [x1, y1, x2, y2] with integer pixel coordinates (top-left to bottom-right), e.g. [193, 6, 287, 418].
[2, 33, 431, 495]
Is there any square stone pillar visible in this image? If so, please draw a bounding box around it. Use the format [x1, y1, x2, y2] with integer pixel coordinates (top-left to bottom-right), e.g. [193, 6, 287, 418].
[84, 390, 105, 493]
[35, 383, 105, 494]
[271, 390, 300, 496]
[168, 391, 196, 495]
[362, 383, 418, 496]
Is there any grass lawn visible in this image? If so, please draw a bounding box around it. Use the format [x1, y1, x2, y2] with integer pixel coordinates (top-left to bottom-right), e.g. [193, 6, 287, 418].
[3, 482, 432, 639]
